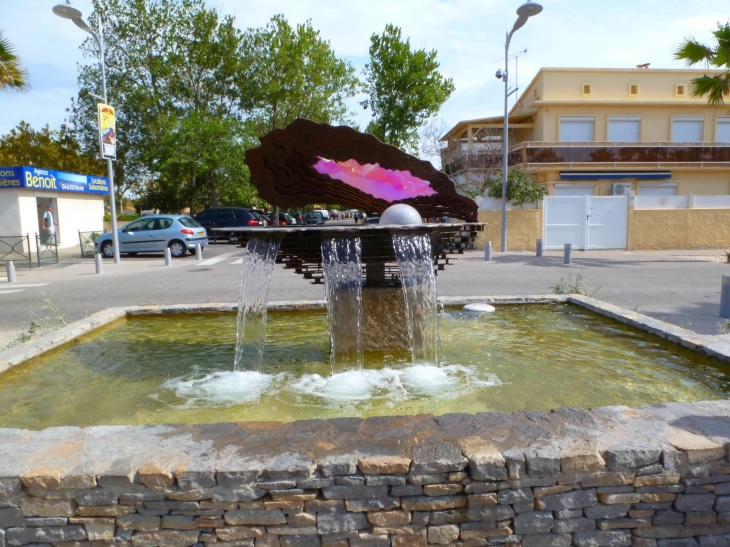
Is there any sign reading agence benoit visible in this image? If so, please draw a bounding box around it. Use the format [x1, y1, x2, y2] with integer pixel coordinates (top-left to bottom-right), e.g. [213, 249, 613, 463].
[97, 103, 117, 161]
[0, 166, 109, 194]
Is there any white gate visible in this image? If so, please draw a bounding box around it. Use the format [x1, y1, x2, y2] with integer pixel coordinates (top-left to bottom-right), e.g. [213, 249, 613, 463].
[544, 195, 628, 250]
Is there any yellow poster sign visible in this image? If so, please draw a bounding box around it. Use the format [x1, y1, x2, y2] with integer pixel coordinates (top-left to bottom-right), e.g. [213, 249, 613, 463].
[97, 103, 116, 160]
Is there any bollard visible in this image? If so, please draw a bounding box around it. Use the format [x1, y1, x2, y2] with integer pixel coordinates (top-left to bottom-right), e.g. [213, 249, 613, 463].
[484, 241, 492, 262]
[564, 243, 572, 265]
[6, 261, 16, 283]
[721, 275, 730, 319]
[536, 239, 544, 258]
[94, 253, 103, 275]
[164, 247, 172, 266]
[195, 243, 202, 260]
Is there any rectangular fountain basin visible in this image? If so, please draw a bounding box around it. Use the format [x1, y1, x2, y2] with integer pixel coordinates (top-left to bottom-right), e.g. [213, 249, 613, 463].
[0, 296, 729, 430]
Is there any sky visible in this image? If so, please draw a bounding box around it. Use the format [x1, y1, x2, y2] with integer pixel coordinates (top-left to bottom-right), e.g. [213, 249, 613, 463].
[0, 0, 725, 139]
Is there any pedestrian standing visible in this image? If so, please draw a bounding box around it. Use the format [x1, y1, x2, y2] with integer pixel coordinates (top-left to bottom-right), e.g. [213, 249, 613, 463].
[43, 205, 58, 248]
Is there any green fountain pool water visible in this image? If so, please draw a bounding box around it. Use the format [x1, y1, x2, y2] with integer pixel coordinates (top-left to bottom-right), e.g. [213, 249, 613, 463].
[1, 304, 728, 430]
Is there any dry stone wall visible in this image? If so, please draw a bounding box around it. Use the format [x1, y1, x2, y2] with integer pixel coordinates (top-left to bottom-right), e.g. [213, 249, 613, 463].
[3, 402, 730, 546]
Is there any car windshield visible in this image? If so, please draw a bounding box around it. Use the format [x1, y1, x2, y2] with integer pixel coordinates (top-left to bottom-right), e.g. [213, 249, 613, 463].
[178, 216, 202, 228]
[248, 210, 264, 220]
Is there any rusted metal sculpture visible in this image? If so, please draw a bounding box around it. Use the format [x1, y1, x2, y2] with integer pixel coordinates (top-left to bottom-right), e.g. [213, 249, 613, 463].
[245, 118, 478, 222]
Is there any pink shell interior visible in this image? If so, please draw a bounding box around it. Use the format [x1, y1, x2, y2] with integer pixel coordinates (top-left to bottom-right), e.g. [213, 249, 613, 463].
[312, 157, 437, 202]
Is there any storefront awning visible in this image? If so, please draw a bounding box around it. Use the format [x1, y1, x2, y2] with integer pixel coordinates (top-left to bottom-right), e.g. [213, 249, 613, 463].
[560, 172, 671, 180]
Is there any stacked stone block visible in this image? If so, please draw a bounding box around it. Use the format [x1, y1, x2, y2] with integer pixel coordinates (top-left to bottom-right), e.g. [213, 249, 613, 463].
[3, 402, 730, 546]
[4, 430, 730, 547]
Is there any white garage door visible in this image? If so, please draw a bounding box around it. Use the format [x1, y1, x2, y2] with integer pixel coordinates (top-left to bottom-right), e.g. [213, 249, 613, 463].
[544, 195, 628, 250]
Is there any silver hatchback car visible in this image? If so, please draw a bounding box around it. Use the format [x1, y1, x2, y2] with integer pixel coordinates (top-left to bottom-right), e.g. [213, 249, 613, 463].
[95, 215, 209, 258]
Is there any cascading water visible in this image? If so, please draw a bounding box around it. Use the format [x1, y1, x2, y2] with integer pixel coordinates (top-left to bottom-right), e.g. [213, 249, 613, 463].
[392, 233, 439, 365]
[233, 236, 282, 371]
[321, 236, 363, 373]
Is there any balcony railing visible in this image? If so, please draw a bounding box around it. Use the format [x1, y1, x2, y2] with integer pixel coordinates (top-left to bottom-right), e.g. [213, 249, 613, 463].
[511, 141, 730, 167]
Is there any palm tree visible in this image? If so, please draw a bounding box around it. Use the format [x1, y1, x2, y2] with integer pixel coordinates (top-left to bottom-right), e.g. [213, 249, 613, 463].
[675, 23, 730, 106]
[0, 31, 30, 93]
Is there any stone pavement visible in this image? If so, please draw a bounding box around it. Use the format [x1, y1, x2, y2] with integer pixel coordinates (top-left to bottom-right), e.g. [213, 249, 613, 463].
[1, 245, 729, 347]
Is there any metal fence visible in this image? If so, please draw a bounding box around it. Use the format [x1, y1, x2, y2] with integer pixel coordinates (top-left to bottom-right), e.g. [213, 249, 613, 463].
[79, 230, 104, 258]
[35, 233, 59, 266]
[0, 234, 33, 268]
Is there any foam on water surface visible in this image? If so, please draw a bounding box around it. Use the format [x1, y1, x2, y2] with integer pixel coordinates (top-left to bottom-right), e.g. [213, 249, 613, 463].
[163, 370, 276, 405]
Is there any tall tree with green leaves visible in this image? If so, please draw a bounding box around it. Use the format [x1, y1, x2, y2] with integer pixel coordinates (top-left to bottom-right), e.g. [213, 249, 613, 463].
[240, 15, 359, 134]
[362, 24, 454, 153]
[70, 0, 250, 213]
[675, 23, 730, 105]
[0, 122, 103, 175]
[0, 31, 30, 93]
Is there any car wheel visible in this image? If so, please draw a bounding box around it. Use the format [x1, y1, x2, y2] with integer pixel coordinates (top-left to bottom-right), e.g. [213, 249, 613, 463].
[169, 240, 186, 258]
[101, 241, 114, 258]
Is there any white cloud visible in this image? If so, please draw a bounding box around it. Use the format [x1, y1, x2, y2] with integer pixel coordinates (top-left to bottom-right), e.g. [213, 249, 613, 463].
[0, 0, 725, 138]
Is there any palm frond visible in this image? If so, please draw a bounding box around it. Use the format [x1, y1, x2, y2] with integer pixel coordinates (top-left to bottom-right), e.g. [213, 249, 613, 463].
[689, 74, 729, 106]
[675, 38, 715, 66]
[0, 31, 30, 93]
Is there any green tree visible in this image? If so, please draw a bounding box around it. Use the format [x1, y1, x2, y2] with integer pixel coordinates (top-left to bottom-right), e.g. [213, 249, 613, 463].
[240, 15, 359, 134]
[70, 0, 251, 213]
[675, 22, 730, 105]
[0, 32, 30, 93]
[0, 121, 103, 175]
[486, 168, 547, 207]
[362, 25, 454, 153]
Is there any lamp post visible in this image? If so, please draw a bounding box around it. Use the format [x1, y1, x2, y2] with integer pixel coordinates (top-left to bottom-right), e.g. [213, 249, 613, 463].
[53, 0, 121, 263]
[496, 0, 542, 253]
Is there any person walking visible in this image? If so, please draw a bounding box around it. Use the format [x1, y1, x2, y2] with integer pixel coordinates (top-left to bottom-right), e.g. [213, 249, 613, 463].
[43, 204, 58, 248]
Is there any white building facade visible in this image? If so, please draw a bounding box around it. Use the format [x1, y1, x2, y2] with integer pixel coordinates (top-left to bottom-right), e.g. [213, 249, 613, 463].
[0, 166, 107, 250]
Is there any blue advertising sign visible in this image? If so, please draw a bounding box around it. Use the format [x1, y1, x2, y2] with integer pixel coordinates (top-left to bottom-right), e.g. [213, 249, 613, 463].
[0, 166, 109, 195]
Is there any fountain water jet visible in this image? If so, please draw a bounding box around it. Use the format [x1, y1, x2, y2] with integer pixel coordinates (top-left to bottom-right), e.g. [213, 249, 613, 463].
[321, 236, 363, 373]
[392, 233, 439, 365]
[234, 236, 282, 371]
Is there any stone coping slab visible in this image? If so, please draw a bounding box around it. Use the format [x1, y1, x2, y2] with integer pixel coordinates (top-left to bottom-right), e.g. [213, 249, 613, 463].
[2, 294, 730, 376]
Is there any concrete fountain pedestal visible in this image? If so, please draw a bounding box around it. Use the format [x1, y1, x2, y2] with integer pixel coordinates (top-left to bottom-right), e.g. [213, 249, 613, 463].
[222, 222, 483, 352]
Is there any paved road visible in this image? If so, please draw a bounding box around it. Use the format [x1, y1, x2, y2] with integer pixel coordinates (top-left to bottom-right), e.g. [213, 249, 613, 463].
[1, 239, 729, 346]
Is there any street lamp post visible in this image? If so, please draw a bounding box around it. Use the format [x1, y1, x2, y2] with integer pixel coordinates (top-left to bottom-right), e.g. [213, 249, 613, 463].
[53, 0, 121, 263]
[496, 1, 543, 253]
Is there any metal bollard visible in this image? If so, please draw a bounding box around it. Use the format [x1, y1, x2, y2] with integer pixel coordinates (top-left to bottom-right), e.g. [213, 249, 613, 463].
[564, 243, 572, 265]
[94, 253, 103, 275]
[195, 243, 202, 260]
[6, 261, 16, 283]
[484, 241, 492, 262]
[164, 247, 172, 266]
[536, 239, 544, 257]
[721, 275, 730, 319]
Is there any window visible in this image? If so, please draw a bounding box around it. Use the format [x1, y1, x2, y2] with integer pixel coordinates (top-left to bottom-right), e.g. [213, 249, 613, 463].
[717, 118, 730, 143]
[560, 117, 595, 142]
[582, 84, 592, 96]
[676, 84, 686, 97]
[554, 184, 594, 196]
[157, 218, 173, 230]
[124, 219, 149, 232]
[179, 216, 202, 228]
[217, 209, 235, 221]
[195, 210, 212, 221]
[672, 117, 704, 142]
[608, 117, 641, 142]
[629, 84, 639, 96]
[639, 184, 677, 196]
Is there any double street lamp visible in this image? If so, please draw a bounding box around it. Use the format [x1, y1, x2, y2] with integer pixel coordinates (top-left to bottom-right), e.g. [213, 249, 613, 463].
[496, 1, 543, 252]
[52, 0, 121, 263]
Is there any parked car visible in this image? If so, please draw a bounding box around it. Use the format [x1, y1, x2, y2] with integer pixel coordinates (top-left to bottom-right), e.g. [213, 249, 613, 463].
[194, 207, 264, 241]
[264, 212, 295, 226]
[303, 211, 325, 226]
[314, 209, 329, 221]
[365, 216, 380, 225]
[95, 215, 208, 258]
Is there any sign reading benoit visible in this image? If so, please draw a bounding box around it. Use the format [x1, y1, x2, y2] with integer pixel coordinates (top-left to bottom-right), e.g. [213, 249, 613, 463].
[0, 166, 109, 195]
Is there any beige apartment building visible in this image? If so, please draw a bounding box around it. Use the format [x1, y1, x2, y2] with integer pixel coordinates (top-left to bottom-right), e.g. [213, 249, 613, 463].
[441, 68, 730, 250]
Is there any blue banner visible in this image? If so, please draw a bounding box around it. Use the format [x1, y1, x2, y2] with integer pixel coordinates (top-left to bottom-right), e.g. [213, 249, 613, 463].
[0, 166, 109, 195]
